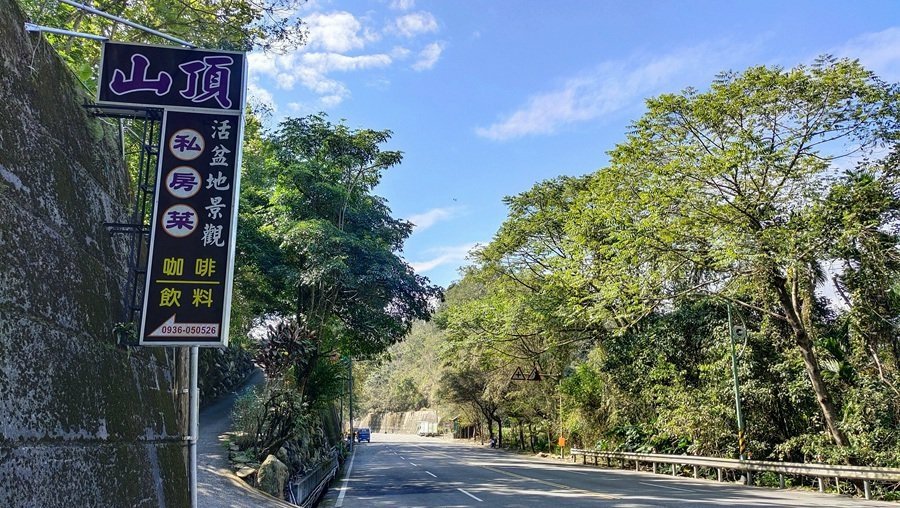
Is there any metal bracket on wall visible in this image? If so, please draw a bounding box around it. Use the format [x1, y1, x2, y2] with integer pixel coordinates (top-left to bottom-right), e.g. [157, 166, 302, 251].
[87, 103, 164, 327]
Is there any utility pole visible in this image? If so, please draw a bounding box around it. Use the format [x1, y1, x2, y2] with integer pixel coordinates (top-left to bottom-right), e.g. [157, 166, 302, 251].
[727, 304, 747, 461]
[558, 383, 563, 459]
[348, 356, 353, 452]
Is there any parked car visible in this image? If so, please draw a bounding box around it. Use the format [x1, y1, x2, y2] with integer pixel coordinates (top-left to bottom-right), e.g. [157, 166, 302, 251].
[356, 427, 371, 443]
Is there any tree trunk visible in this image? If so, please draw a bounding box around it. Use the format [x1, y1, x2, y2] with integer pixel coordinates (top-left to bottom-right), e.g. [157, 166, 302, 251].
[771, 272, 851, 447]
[794, 330, 851, 447]
[495, 417, 503, 447]
[518, 421, 526, 450]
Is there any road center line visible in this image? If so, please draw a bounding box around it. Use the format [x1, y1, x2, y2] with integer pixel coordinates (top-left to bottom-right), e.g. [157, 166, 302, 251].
[335, 447, 357, 508]
[638, 481, 693, 493]
[425, 470, 437, 477]
[457, 488, 483, 502]
[412, 444, 615, 500]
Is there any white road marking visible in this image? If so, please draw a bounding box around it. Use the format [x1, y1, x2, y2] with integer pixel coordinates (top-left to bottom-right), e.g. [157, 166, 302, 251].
[638, 481, 693, 492]
[412, 444, 614, 500]
[425, 470, 438, 477]
[410, 462, 418, 466]
[399, 456, 405, 460]
[335, 447, 357, 507]
[457, 488, 483, 502]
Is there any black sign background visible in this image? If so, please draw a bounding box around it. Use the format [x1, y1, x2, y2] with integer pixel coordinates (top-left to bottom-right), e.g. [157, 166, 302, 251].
[98, 42, 244, 112]
[140, 111, 241, 345]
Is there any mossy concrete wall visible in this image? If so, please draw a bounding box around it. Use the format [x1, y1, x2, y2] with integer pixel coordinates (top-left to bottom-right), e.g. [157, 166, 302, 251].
[0, 2, 189, 506]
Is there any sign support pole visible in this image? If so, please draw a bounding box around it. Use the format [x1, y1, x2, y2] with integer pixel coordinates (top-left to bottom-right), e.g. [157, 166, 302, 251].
[190, 346, 199, 507]
[727, 304, 746, 461]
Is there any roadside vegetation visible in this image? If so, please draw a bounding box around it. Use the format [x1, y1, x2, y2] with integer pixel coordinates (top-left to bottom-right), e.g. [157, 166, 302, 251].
[227, 112, 440, 477]
[360, 58, 900, 491]
[21, 0, 900, 497]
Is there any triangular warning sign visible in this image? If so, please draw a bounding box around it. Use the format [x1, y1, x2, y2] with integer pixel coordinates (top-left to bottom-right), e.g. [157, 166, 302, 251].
[511, 366, 526, 381]
[527, 367, 542, 381]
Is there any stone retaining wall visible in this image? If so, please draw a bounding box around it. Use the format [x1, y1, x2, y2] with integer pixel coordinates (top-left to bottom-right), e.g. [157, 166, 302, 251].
[0, 2, 189, 506]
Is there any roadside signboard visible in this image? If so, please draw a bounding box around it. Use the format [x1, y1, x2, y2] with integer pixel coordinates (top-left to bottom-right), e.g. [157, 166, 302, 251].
[98, 41, 244, 114]
[138, 111, 242, 346]
[97, 41, 247, 347]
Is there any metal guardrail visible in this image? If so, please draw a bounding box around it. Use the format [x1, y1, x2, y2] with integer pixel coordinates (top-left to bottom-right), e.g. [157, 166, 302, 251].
[570, 449, 900, 500]
[288, 447, 339, 507]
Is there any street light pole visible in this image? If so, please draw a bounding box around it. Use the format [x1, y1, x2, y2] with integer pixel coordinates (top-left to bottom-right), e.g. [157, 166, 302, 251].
[558, 381, 563, 459]
[727, 304, 746, 461]
[348, 356, 353, 452]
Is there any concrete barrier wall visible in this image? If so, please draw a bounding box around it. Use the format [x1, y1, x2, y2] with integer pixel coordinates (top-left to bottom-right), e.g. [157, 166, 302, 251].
[359, 410, 440, 434]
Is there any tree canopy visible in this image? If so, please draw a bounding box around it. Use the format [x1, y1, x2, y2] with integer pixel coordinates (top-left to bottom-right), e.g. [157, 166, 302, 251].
[364, 58, 900, 473]
[20, 0, 305, 84]
[237, 114, 441, 390]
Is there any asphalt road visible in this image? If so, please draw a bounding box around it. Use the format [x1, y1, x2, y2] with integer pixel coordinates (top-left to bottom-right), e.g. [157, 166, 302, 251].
[320, 433, 897, 508]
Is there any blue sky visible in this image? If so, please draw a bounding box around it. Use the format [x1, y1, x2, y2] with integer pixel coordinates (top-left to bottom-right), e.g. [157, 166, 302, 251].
[247, 0, 900, 288]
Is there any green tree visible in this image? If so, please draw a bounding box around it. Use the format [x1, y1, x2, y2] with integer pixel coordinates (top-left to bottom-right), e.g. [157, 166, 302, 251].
[821, 155, 900, 396]
[231, 114, 441, 459]
[240, 114, 441, 397]
[576, 57, 900, 448]
[19, 0, 305, 85]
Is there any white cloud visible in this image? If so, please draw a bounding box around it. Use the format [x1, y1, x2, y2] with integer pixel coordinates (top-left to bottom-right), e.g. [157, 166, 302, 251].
[475, 43, 752, 141]
[392, 11, 438, 38]
[320, 94, 344, 108]
[259, 51, 392, 107]
[302, 52, 392, 72]
[248, 52, 277, 75]
[248, 5, 445, 110]
[305, 11, 379, 53]
[406, 206, 462, 232]
[391, 46, 412, 59]
[411, 243, 480, 273]
[834, 27, 900, 82]
[247, 81, 275, 112]
[389, 0, 415, 10]
[412, 42, 444, 71]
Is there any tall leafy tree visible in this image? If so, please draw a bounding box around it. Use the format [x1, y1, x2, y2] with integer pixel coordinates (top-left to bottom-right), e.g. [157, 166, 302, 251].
[240, 114, 441, 397]
[577, 57, 900, 447]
